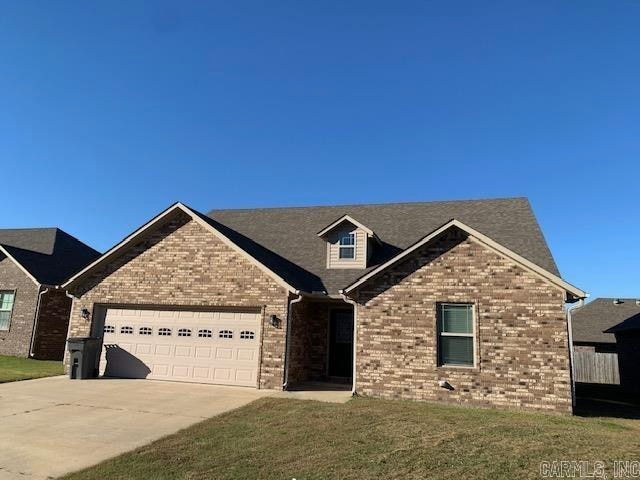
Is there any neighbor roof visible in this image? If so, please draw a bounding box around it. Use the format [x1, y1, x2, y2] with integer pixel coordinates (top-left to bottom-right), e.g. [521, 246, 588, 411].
[208, 197, 563, 295]
[572, 298, 640, 344]
[0, 228, 101, 285]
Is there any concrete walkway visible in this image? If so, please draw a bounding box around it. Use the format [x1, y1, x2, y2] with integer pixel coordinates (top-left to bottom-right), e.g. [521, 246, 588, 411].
[0, 376, 271, 480]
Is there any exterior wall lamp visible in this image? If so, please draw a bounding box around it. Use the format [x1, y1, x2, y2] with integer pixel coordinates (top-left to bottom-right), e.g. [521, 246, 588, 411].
[268, 314, 280, 328]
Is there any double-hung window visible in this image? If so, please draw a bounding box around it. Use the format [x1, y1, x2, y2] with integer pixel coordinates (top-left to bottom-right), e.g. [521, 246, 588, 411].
[438, 303, 475, 367]
[339, 233, 355, 259]
[0, 291, 15, 331]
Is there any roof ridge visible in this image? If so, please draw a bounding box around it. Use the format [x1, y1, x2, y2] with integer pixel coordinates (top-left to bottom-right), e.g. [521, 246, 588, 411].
[591, 297, 640, 301]
[0, 226, 58, 232]
[52, 228, 101, 256]
[208, 196, 529, 214]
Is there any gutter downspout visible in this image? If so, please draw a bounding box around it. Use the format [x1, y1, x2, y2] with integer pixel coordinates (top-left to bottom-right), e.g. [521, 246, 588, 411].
[62, 290, 79, 374]
[340, 290, 358, 396]
[282, 290, 303, 390]
[567, 296, 586, 410]
[28, 286, 50, 357]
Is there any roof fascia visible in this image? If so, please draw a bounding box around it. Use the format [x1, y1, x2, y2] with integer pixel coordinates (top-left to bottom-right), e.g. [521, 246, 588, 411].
[62, 202, 185, 289]
[0, 245, 41, 287]
[63, 202, 298, 295]
[342, 219, 586, 299]
[316, 214, 375, 237]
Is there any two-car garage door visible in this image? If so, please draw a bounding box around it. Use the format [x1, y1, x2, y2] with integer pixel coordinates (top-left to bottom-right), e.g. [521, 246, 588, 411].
[99, 308, 261, 387]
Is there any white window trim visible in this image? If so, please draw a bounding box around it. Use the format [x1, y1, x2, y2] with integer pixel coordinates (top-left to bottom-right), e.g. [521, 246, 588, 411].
[437, 303, 476, 368]
[0, 290, 16, 332]
[338, 232, 356, 260]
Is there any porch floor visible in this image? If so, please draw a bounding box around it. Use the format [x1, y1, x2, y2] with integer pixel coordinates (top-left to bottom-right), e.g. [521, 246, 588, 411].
[276, 382, 352, 403]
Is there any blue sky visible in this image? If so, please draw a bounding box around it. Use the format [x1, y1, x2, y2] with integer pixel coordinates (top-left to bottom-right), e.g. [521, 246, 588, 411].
[0, 1, 638, 299]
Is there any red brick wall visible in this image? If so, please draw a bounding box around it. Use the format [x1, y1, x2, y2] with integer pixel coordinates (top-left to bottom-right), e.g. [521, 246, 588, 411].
[352, 228, 572, 414]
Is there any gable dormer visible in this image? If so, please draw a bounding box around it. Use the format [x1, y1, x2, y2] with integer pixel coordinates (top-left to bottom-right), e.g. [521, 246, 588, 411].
[317, 215, 376, 269]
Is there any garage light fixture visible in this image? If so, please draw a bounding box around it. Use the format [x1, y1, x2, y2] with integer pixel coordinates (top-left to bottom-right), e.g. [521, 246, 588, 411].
[269, 314, 280, 328]
[81, 308, 91, 320]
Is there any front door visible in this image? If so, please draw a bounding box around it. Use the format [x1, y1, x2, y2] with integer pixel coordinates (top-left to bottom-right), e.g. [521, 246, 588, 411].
[328, 309, 353, 378]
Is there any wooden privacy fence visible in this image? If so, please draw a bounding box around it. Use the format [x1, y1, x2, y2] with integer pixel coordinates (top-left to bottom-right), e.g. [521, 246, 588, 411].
[573, 351, 620, 384]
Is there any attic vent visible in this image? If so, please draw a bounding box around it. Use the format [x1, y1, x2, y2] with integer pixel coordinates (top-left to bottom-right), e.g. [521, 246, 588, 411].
[613, 299, 623, 305]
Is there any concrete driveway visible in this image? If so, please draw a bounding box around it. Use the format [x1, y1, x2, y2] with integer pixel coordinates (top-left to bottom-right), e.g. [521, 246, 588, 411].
[0, 376, 271, 480]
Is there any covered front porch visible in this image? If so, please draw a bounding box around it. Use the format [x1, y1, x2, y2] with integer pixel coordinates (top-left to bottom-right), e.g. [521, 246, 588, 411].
[286, 297, 355, 391]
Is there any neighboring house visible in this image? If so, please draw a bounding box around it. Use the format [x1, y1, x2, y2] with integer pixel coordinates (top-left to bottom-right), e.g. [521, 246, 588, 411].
[572, 298, 640, 392]
[63, 198, 586, 414]
[0, 228, 100, 360]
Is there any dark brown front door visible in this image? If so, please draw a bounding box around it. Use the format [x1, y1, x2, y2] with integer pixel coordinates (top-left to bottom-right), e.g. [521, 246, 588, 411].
[328, 309, 353, 378]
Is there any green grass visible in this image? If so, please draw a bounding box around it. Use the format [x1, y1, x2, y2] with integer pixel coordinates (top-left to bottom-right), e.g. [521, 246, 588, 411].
[0, 355, 63, 383]
[62, 396, 640, 480]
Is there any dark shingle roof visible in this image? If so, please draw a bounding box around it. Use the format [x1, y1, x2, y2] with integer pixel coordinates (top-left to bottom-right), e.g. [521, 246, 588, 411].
[572, 298, 640, 344]
[208, 197, 560, 295]
[0, 228, 101, 285]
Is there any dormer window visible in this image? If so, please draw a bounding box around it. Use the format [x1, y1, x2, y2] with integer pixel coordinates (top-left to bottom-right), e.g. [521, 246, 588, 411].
[317, 214, 379, 270]
[339, 233, 355, 259]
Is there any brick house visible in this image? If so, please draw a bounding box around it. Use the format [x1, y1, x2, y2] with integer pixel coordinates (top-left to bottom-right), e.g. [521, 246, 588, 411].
[0, 228, 100, 360]
[63, 198, 586, 413]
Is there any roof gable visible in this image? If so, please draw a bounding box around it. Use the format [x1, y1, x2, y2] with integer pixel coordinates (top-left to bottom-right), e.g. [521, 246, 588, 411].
[342, 219, 586, 300]
[63, 203, 300, 294]
[317, 215, 375, 237]
[0, 245, 41, 285]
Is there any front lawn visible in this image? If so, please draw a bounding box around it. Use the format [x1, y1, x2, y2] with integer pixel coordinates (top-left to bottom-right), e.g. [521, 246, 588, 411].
[62, 396, 640, 480]
[0, 355, 63, 383]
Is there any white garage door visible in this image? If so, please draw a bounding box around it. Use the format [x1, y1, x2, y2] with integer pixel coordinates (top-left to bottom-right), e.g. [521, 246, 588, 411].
[99, 308, 262, 387]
